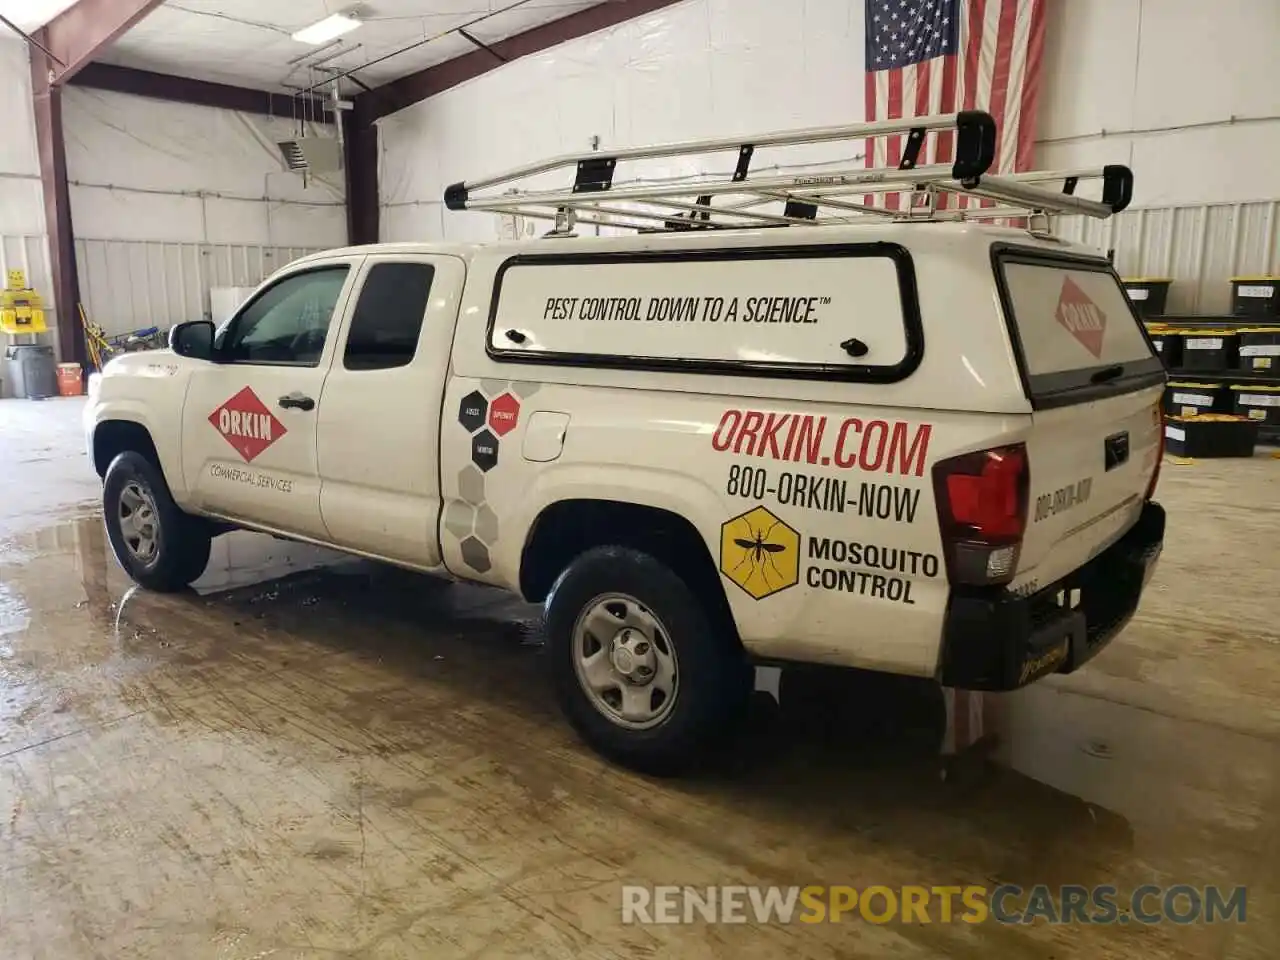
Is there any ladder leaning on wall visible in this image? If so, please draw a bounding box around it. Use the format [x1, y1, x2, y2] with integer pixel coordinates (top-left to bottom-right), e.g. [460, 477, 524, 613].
[442, 109, 1133, 237]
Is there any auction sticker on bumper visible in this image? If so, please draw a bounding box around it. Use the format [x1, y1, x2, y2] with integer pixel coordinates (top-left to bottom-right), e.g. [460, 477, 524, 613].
[1018, 639, 1069, 685]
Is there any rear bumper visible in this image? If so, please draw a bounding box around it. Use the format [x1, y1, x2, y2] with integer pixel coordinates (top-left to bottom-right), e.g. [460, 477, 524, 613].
[939, 500, 1165, 691]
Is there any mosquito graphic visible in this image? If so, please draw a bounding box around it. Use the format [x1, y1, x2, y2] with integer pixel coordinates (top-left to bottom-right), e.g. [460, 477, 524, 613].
[730, 516, 789, 591]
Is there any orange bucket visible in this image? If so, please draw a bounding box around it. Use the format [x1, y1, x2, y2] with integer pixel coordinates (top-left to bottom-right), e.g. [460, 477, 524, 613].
[57, 362, 83, 397]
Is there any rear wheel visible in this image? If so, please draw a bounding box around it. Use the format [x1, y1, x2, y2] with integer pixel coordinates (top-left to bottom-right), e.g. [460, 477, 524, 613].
[103, 451, 211, 592]
[545, 546, 751, 775]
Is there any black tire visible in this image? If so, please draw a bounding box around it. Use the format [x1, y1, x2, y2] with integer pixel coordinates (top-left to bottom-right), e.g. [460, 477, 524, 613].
[544, 546, 752, 775]
[103, 451, 212, 592]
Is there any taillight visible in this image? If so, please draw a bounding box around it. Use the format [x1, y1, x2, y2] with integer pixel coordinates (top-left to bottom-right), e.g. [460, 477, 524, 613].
[1147, 406, 1164, 500]
[932, 443, 1030, 586]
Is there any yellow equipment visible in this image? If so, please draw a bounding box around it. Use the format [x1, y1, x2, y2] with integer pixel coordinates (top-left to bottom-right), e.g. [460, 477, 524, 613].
[0, 269, 48, 335]
[80, 303, 113, 370]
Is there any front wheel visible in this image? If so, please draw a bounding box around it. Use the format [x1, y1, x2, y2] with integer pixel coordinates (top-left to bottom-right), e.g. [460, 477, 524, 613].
[103, 451, 212, 592]
[545, 546, 751, 775]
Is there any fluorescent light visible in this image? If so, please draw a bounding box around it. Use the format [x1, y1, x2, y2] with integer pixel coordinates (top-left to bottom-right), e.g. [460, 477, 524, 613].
[292, 12, 361, 45]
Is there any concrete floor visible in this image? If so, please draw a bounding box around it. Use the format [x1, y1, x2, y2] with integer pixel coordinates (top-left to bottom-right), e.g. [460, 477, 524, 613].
[1, 396, 1277, 959]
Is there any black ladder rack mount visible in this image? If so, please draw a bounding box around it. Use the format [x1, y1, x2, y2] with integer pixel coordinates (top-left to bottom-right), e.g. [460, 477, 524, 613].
[443, 110, 1134, 236]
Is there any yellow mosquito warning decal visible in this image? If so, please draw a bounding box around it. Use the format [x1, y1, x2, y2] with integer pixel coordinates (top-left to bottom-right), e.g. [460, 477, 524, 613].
[719, 505, 800, 600]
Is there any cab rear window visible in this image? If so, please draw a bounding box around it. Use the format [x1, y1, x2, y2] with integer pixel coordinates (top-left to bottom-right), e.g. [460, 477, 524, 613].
[993, 248, 1165, 408]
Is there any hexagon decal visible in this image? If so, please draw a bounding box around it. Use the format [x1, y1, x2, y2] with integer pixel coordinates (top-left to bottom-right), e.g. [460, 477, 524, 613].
[458, 390, 488, 433]
[444, 500, 477, 538]
[474, 503, 499, 544]
[458, 464, 486, 506]
[460, 536, 491, 573]
[487, 392, 521, 437]
[719, 506, 800, 600]
[471, 429, 499, 472]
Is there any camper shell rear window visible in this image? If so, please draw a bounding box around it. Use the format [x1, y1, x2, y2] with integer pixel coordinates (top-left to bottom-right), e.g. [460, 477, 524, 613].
[992, 245, 1166, 410]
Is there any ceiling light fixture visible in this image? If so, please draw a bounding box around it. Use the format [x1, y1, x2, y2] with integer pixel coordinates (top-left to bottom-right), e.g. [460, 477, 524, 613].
[292, 11, 362, 46]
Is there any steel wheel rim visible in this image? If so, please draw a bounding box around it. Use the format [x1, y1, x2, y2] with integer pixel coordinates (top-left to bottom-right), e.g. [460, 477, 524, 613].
[118, 481, 160, 566]
[572, 592, 679, 730]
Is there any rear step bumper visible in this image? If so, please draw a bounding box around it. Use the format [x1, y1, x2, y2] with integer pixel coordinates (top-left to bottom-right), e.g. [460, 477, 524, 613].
[940, 501, 1166, 691]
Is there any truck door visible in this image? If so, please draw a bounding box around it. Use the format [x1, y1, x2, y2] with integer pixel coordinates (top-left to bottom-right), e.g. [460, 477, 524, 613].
[180, 261, 361, 539]
[315, 253, 465, 570]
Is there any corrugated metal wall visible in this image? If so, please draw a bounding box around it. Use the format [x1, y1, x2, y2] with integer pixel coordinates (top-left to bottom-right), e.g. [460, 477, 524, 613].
[7, 200, 1279, 366]
[73, 238, 326, 339]
[0, 235, 54, 301]
[1055, 200, 1280, 316]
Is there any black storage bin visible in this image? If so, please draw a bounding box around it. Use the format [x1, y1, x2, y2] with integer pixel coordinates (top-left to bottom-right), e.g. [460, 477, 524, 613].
[1235, 327, 1280, 376]
[1230, 276, 1280, 319]
[1123, 278, 1172, 317]
[1146, 324, 1182, 368]
[1164, 380, 1229, 419]
[1230, 384, 1280, 427]
[4, 343, 57, 399]
[1177, 329, 1237, 372]
[1163, 415, 1259, 458]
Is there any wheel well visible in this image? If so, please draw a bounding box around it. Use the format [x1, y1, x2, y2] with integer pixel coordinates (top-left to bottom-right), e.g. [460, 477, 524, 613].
[519, 499, 736, 628]
[93, 420, 159, 478]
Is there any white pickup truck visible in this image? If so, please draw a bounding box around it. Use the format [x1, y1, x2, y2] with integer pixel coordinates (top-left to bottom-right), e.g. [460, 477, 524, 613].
[85, 112, 1166, 772]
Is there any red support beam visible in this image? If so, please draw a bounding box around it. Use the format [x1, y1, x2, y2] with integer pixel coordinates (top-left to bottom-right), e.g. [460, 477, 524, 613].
[72, 63, 334, 123]
[344, 104, 380, 246]
[44, 0, 165, 85]
[25, 0, 163, 364]
[29, 37, 84, 366]
[346, 0, 686, 245]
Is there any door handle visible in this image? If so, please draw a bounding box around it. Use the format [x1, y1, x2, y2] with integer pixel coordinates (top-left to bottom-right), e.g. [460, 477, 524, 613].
[278, 393, 315, 411]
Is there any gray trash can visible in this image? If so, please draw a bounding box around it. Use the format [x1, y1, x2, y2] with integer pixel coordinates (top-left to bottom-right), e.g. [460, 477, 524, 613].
[5, 344, 58, 399]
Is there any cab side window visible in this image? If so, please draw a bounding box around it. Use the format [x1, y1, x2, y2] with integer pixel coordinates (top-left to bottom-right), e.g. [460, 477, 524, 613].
[343, 262, 435, 371]
[220, 266, 350, 366]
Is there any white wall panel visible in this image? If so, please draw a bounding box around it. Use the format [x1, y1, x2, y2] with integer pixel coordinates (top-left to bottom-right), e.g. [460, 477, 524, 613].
[0, 177, 46, 247]
[69, 185, 207, 245]
[380, 0, 1280, 242]
[1038, 0, 1280, 207]
[0, 40, 45, 238]
[379, 0, 870, 243]
[73, 239, 326, 339]
[259, 201, 349, 250]
[64, 87, 347, 248]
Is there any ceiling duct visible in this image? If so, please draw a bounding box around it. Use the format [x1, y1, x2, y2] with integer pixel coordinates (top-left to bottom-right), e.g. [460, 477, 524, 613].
[276, 81, 351, 184]
[277, 136, 343, 174]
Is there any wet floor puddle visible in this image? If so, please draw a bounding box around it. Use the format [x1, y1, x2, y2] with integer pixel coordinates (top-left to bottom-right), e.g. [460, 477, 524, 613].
[0, 513, 1275, 957]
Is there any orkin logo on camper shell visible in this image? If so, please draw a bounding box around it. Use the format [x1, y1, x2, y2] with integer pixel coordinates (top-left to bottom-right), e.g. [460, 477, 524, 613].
[1055, 277, 1107, 358]
[209, 387, 286, 463]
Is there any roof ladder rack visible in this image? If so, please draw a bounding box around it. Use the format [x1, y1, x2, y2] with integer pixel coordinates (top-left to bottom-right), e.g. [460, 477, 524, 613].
[443, 110, 1134, 235]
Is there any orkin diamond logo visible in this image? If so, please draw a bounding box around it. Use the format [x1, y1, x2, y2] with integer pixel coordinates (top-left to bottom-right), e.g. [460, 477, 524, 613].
[208, 386, 287, 462]
[1055, 276, 1107, 358]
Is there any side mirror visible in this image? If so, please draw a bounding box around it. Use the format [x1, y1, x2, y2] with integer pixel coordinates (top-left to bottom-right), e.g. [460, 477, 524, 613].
[169, 320, 215, 361]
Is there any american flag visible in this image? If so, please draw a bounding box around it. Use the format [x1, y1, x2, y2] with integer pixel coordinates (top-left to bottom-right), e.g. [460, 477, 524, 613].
[864, 0, 1047, 209]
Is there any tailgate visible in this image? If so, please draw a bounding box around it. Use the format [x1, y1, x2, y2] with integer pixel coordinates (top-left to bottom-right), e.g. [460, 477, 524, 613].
[994, 247, 1166, 586]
